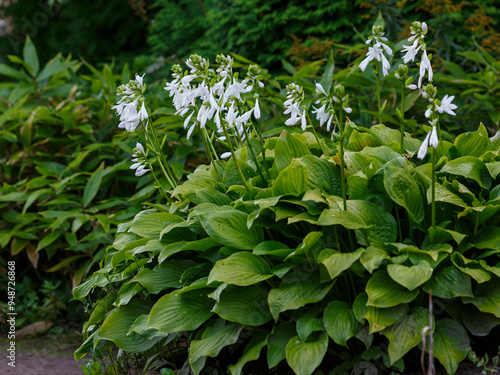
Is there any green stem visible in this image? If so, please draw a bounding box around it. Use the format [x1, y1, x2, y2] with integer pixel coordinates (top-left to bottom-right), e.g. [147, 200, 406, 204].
[395, 206, 403, 243]
[431, 146, 436, 233]
[338, 109, 347, 211]
[243, 125, 267, 184]
[400, 81, 406, 154]
[148, 121, 178, 188]
[148, 164, 172, 203]
[221, 121, 253, 198]
[251, 119, 271, 180]
[305, 111, 327, 156]
[376, 61, 382, 124]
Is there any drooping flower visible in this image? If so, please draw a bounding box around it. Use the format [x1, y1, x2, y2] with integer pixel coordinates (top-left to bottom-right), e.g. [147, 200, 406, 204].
[401, 21, 432, 88]
[130, 142, 150, 176]
[284, 83, 306, 129]
[417, 125, 439, 159]
[112, 74, 149, 132]
[359, 25, 393, 77]
[437, 95, 457, 116]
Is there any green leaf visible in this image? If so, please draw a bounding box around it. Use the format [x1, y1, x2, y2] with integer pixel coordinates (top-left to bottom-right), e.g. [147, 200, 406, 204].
[366, 270, 419, 308]
[269, 282, 333, 320]
[189, 319, 243, 374]
[472, 227, 500, 250]
[83, 292, 116, 332]
[0, 63, 31, 81]
[274, 130, 311, 172]
[422, 266, 473, 298]
[320, 51, 334, 93]
[382, 307, 429, 365]
[432, 319, 469, 375]
[450, 123, 493, 158]
[83, 163, 104, 208]
[451, 253, 491, 284]
[300, 155, 341, 195]
[23, 36, 39, 76]
[323, 301, 362, 347]
[441, 156, 492, 190]
[99, 299, 161, 352]
[148, 291, 214, 333]
[383, 166, 424, 223]
[212, 286, 272, 325]
[200, 208, 264, 249]
[463, 278, 500, 318]
[318, 248, 364, 280]
[131, 264, 186, 294]
[208, 252, 272, 286]
[387, 261, 433, 291]
[272, 159, 308, 196]
[229, 334, 268, 375]
[36, 230, 63, 251]
[297, 315, 324, 343]
[129, 212, 183, 239]
[267, 322, 296, 368]
[285, 333, 328, 375]
[461, 305, 500, 336]
[360, 246, 390, 274]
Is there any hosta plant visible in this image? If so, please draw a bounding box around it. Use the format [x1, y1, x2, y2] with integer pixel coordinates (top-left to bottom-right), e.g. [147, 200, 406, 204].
[74, 27, 500, 375]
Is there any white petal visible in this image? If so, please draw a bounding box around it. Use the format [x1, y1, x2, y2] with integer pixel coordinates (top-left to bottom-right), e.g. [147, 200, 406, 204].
[344, 107, 352, 114]
[407, 84, 418, 90]
[136, 143, 145, 154]
[315, 82, 327, 95]
[186, 123, 196, 140]
[301, 112, 307, 131]
[429, 126, 439, 148]
[220, 152, 232, 159]
[359, 55, 373, 72]
[130, 162, 142, 170]
[254, 99, 261, 119]
[417, 132, 431, 159]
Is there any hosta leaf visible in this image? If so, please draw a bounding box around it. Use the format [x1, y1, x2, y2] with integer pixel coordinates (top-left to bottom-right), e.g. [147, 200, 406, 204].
[366, 271, 419, 308]
[422, 266, 473, 298]
[472, 227, 500, 250]
[318, 248, 364, 280]
[317, 209, 372, 229]
[229, 334, 268, 375]
[461, 304, 500, 336]
[267, 322, 296, 368]
[360, 246, 391, 274]
[200, 208, 264, 249]
[212, 286, 272, 325]
[208, 252, 272, 286]
[387, 261, 434, 291]
[274, 130, 311, 172]
[297, 315, 324, 343]
[463, 278, 500, 318]
[382, 307, 429, 365]
[450, 123, 493, 158]
[432, 319, 469, 375]
[195, 188, 232, 206]
[451, 253, 491, 284]
[268, 282, 333, 320]
[131, 262, 190, 294]
[285, 333, 328, 375]
[147, 291, 214, 333]
[441, 156, 492, 190]
[189, 319, 244, 374]
[323, 301, 362, 347]
[129, 212, 184, 239]
[272, 159, 308, 196]
[99, 299, 160, 353]
[429, 183, 468, 208]
[300, 155, 341, 195]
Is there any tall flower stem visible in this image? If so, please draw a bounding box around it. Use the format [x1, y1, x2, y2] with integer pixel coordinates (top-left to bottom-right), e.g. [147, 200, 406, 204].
[243, 125, 267, 184]
[148, 164, 172, 203]
[376, 62, 382, 124]
[431, 146, 436, 233]
[400, 82, 406, 154]
[148, 124, 178, 189]
[220, 121, 253, 198]
[251, 120, 271, 180]
[337, 110, 347, 211]
[306, 111, 327, 156]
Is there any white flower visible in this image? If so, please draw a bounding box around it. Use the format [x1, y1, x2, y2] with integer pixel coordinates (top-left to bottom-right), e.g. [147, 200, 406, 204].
[130, 143, 150, 176]
[312, 104, 329, 127]
[437, 95, 457, 116]
[138, 102, 148, 121]
[401, 40, 421, 64]
[301, 112, 307, 131]
[417, 125, 439, 159]
[220, 152, 232, 159]
[284, 102, 304, 126]
[315, 82, 327, 96]
[418, 51, 433, 88]
[254, 98, 261, 119]
[407, 84, 418, 90]
[133, 164, 150, 177]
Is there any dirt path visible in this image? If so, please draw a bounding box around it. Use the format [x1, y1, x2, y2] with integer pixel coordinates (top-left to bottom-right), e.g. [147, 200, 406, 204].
[0, 336, 85, 375]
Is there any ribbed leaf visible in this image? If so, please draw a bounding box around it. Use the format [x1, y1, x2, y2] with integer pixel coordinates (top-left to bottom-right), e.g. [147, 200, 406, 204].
[432, 319, 469, 375]
[323, 301, 362, 347]
[285, 333, 328, 375]
[208, 252, 272, 286]
[366, 271, 419, 308]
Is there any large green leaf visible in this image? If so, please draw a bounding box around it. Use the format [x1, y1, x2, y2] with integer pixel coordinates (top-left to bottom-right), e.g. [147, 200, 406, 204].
[99, 299, 160, 353]
[432, 319, 469, 375]
[360, 246, 391, 274]
[200, 208, 264, 249]
[23, 36, 39, 76]
[318, 247, 364, 280]
[189, 319, 244, 374]
[131, 261, 191, 293]
[472, 227, 500, 250]
[382, 307, 430, 365]
[451, 253, 491, 284]
[128, 212, 183, 239]
[461, 305, 500, 336]
[463, 278, 500, 318]
[229, 334, 268, 375]
[268, 281, 333, 320]
[300, 155, 341, 195]
[212, 286, 272, 325]
[323, 301, 362, 347]
[267, 322, 296, 368]
[272, 159, 308, 196]
[441, 156, 492, 190]
[82, 163, 104, 208]
[208, 252, 273, 286]
[383, 166, 424, 223]
[285, 333, 328, 375]
[366, 271, 419, 308]
[274, 130, 311, 172]
[387, 261, 433, 291]
[450, 123, 493, 158]
[147, 291, 214, 333]
[422, 266, 473, 298]
[297, 315, 324, 343]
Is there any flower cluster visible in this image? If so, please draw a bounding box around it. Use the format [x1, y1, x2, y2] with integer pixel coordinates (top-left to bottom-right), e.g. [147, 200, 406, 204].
[164, 54, 262, 141]
[112, 74, 148, 132]
[130, 143, 150, 176]
[359, 25, 393, 77]
[312, 82, 335, 132]
[401, 21, 432, 88]
[284, 83, 307, 130]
